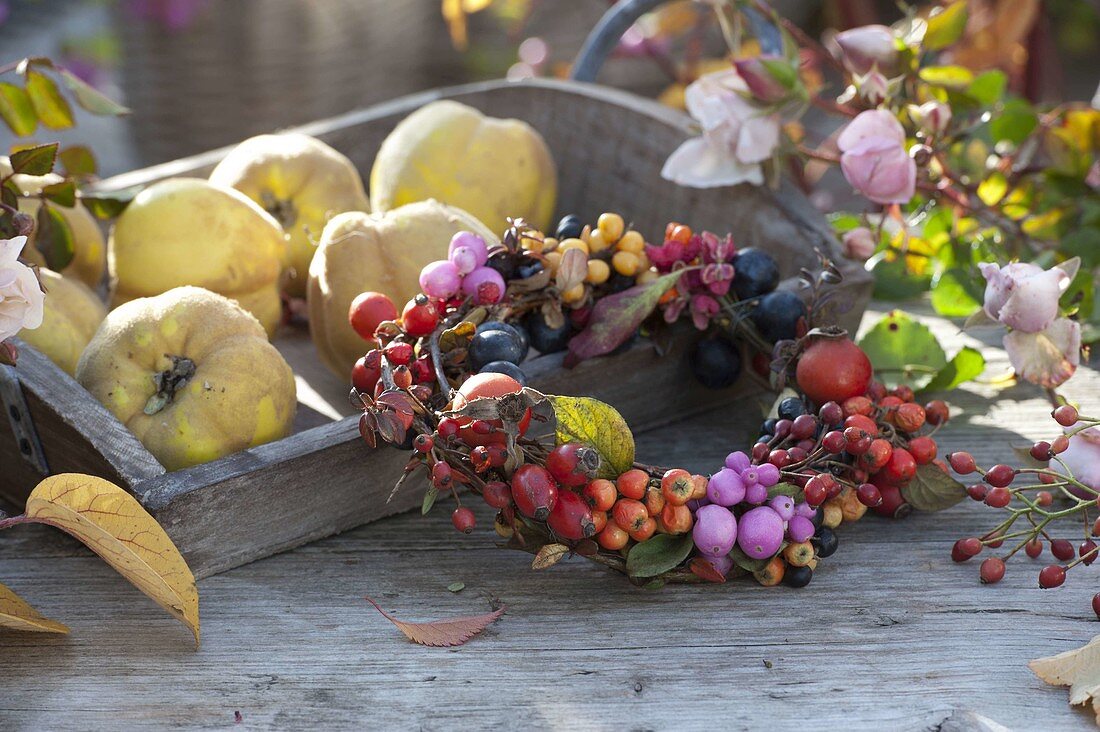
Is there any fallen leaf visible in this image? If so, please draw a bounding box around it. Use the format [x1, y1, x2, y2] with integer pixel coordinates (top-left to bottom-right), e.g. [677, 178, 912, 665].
[23, 474, 199, 645]
[365, 595, 504, 647]
[689, 557, 727, 584]
[0, 582, 69, 634]
[1030, 634, 1100, 724]
[900, 464, 968, 512]
[531, 543, 570, 570]
[447, 582, 465, 593]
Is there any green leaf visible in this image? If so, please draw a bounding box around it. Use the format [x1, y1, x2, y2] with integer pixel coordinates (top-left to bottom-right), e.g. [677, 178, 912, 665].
[421, 486, 438, 515]
[547, 395, 634, 477]
[33, 202, 75, 271]
[923, 1, 968, 50]
[900, 464, 967, 512]
[41, 180, 76, 208]
[766, 482, 801, 499]
[921, 346, 985, 393]
[930, 268, 982, 318]
[967, 70, 1007, 106]
[566, 269, 688, 362]
[869, 253, 932, 301]
[9, 142, 59, 176]
[447, 582, 465, 593]
[729, 546, 770, 573]
[80, 189, 138, 219]
[58, 145, 97, 178]
[626, 533, 694, 578]
[990, 99, 1038, 145]
[24, 70, 74, 130]
[0, 82, 37, 136]
[58, 69, 130, 117]
[857, 310, 947, 389]
[1062, 228, 1100, 269]
[919, 65, 974, 90]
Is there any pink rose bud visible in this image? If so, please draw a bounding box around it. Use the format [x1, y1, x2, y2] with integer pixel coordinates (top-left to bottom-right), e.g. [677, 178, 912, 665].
[842, 227, 876, 260]
[733, 55, 795, 105]
[978, 262, 1070, 334]
[856, 70, 889, 105]
[835, 24, 899, 75]
[910, 101, 952, 135]
[837, 110, 916, 205]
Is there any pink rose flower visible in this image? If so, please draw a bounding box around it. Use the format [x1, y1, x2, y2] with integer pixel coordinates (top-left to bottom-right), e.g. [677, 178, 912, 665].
[835, 24, 899, 75]
[979, 262, 1070, 334]
[0, 236, 45, 343]
[841, 227, 876, 260]
[837, 110, 916, 205]
[1003, 318, 1081, 389]
[662, 69, 781, 189]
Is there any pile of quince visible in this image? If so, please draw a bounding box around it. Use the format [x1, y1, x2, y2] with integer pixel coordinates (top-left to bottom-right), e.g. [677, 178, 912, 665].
[17, 100, 557, 472]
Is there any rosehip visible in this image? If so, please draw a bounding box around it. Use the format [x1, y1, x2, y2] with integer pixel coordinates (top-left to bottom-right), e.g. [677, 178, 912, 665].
[873, 484, 910, 518]
[1038, 564, 1066, 588]
[984, 487, 1011, 508]
[452, 506, 476, 533]
[982, 530, 1005, 549]
[1051, 539, 1075, 561]
[1052, 435, 1070, 454]
[924, 400, 949, 425]
[548, 490, 595, 540]
[546, 443, 600, 488]
[1053, 404, 1079, 427]
[984, 464, 1015, 488]
[773, 419, 792, 439]
[856, 482, 882, 507]
[1081, 540, 1098, 566]
[949, 452, 977, 474]
[401, 295, 440, 337]
[804, 474, 830, 507]
[351, 356, 381, 394]
[842, 396, 873, 417]
[818, 401, 843, 425]
[767, 449, 791, 468]
[432, 461, 454, 490]
[511, 465, 559, 520]
[413, 434, 434, 453]
[1030, 441, 1052, 461]
[348, 291, 398, 341]
[790, 414, 818, 440]
[867, 381, 887, 400]
[383, 341, 414, 366]
[392, 364, 413, 389]
[881, 447, 916, 485]
[786, 447, 808, 464]
[859, 438, 893, 472]
[894, 403, 926, 433]
[892, 385, 915, 402]
[958, 537, 982, 557]
[1026, 539, 1043, 559]
[482, 480, 512, 509]
[844, 427, 872, 455]
[437, 417, 459, 438]
[822, 430, 847, 454]
[979, 557, 1005, 584]
[845, 414, 878, 437]
[908, 436, 937, 465]
[583, 479, 617, 512]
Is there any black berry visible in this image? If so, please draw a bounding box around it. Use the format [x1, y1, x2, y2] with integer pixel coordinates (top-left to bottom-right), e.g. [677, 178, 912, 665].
[732, 248, 780, 300]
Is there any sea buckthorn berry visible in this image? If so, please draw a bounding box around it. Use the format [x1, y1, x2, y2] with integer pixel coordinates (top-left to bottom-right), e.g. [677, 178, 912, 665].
[583, 479, 617, 512]
[1052, 435, 1070, 454]
[892, 385, 915, 402]
[856, 482, 882, 507]
[413, 434, 434, 453]
[547, 443, 600, 488]
[979, 557, 1005, 584]
[859, 439, 893, 472]
[783, 541, 815, 567]
[1030, 441, 1052, 461]
[819, 401, 844, 425]
[660, 503, 693, 535]
[432, 462, 454, 490]
[482, 480, 512, 509]
[1038, 565, 1067, 589]
[616, 469, 649, 501]
[548, 490, 595, 540]
[661, 468, 695, 506]
[894, 403, 926, 433]
[984, 487, 1011, 508]
[790, 414, 818, 440]
[842, 396, 873, 417]
[882, 447, 917, 485]
[1081, 540, 1098, 566]
[822, 430, 847, 454]
[753, 556, 786, 587]
[949, 452, 977, 474]
[597, 212, 625, 243]
[924, 400, 949, 425]
[612, 498, 649, 533]
[908, 436, 937, 465]
[644, 486, 666, 517]
[1051, 539, 1075, 561]
[612, 250, 641, 277]
[597, 522, 630, 551]
[511, 465, 559, 520]
[984, 464, 1016, 488]
[452, 507, 476, 534]
[628, 517, 657, 542]
[616, 230, 645, 253]
[1026, 539, 1043, 559]
[1053, 404, 1079, 427]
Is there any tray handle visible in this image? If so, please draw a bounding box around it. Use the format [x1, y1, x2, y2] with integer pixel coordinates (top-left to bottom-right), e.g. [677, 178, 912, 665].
[571, 0, 782, 83]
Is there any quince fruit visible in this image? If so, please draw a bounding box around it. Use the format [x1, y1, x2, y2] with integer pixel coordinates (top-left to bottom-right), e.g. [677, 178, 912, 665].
[370, 100, 556, 232]
[210, 133, 369, 299]
[1, 156, 107, 288]
[307, 199, 496, 376]
[18, 268, 106, 376]
[76, 286, 297, 471]
[108, 178, 287, 337]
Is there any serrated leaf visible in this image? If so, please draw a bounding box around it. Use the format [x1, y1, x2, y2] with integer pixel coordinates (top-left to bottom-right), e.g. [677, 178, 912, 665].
[9, 142, 58, 175]
[34, 202, 75, 271]
[531, 543, 569, 570]
[546, 395, 634, 477]
[899, 464, 967, 512]
[41, 179, 76, 208]
[0, 582, 69, 634]
[567, 269, 688, 362]
[80, 191, 135, 219]
[59, 145, 96, 178]
[1030, 634, 1100, 725]
[24, 473, 199, 644]
[0, 82, 37, 136]
[729, 546, 770, 573]
[921, 346, 985, 393]
[58, 69, 129, 117]
[923, 1, 968, 50]
[364, 595, 504, 647]
[857, 310, 947, 389]
[625, 533, 694, 578]
[24, 70, 74, 130]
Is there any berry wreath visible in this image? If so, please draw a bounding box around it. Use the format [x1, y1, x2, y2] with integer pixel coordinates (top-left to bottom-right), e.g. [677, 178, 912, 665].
[349, 213, 963, 589]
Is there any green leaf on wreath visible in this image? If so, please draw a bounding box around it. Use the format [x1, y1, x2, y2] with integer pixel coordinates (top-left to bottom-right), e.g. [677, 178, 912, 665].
[967, 70, 1006, 106]
[857, 311, 947, 389]
[729, 546, 770, 574]
[766, 482, 801, 500]
[0, 82, 37, 136]
[547, 395, 634, 477]
[422, 486, 438, 515]
[900, 464, 967, 512]
[34, 202, 75, 272]
[923, 1, 968, 51]
[9, 142, 58, 176]
[921, 346, 986, 394]
[626, 532, 694, 578]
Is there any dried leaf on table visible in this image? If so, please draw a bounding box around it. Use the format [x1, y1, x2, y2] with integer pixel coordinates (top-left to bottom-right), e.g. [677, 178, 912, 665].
[531, 543, 569, 570]
[0, 582, 69, 634]
[365, 595, 504, 647]
[1030, 634, 1100, 725]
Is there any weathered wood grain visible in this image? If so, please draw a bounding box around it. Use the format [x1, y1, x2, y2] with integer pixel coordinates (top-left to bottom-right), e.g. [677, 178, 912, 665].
[0, 78, 870, 579]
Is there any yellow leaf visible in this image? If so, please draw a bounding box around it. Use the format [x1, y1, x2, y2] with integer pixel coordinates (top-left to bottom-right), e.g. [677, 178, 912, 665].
[547, 395, 635, 477]
[24, 474, 199, 645]
[1030, 634, 1100, 724]
[531, 543, 569, 570]
[0, 582, 69, 634]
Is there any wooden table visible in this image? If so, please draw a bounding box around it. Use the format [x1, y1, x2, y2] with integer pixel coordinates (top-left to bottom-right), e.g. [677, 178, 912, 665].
[2, 304, 1098, 730]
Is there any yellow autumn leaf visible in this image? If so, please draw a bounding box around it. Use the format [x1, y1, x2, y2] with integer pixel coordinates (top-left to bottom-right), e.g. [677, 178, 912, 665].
[0, 582, 69, 634]
[24, 474, 199, 645]
[547, 395, 635, 478]
[1030, 634, 1100, 724]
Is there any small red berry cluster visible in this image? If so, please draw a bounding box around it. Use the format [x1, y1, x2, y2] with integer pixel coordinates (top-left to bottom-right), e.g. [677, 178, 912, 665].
[948, 404, 1100, 615]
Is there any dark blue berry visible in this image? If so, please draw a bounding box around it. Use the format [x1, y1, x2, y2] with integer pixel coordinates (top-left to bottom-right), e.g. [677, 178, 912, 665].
[555, 214, 584, 241]
[469, 329, 525, 370]
[732, 248, 780, 300]
[487, 252, 517, 281]
[750, 291, 806, 343]
[476, 321, 529, 362]
[607, 273, 636, 294]
[809, 507, 824, 530]
[525, 311, 573, 354]
[517, 261, 544, 279]
[690, 338, 742, 390]
[783, 565, 813, 588]
[813, 526, 838, 557]
[761, 418, 778, 435]
[777, 396, 807, 421]
[479, 360, 528, 386]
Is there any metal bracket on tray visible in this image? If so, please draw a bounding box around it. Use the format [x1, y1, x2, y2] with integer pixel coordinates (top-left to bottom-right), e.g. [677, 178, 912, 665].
[0, 364, 50, 475]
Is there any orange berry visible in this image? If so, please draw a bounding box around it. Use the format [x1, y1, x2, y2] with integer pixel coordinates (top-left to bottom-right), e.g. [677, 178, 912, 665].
[616, 468, 649, 501]
[583, 479, 617, 512]
[612, 498, 648, 532]
[661, 468, 694, 506]
[597, 522, 629, 551]
[690, 474, 709, 501]
[628, 517, 657, 542]
[666, 222, 692, 243]
[591, 509, 608, 534]
[660, 503, 693, 534]
[645, 486, 667, 516]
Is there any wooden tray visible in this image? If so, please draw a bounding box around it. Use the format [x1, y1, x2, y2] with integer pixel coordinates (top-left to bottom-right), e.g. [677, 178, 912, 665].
[0, 78, 872, 578]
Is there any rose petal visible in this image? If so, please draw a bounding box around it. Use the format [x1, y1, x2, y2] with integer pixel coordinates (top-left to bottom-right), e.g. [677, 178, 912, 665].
[837, 109, 905, 152]
[661, 137, 764, 188]
[1003, 318, 1080, 388]
[999, 266, 1068, 333]
[1059, 426, 1100, 492]
[0, 236, 28, 267]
